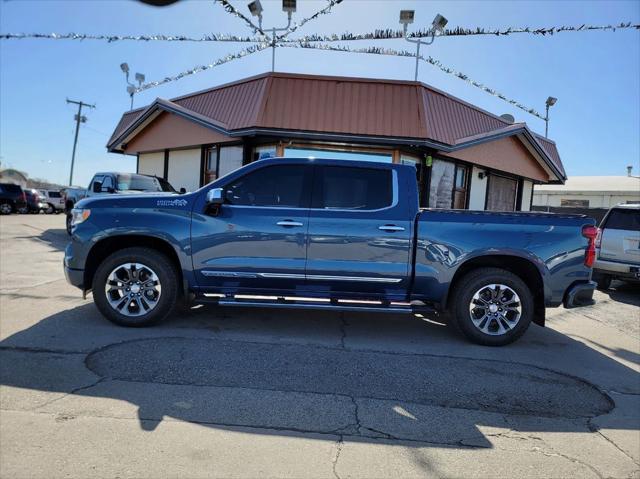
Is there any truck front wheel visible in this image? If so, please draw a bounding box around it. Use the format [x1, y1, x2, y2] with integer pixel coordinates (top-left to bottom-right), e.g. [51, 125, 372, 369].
[92, 247, 178, 327]
[450, 267, 533, 346]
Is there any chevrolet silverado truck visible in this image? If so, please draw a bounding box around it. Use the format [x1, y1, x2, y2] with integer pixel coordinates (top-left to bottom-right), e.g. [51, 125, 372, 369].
[64, 158, 597, 346]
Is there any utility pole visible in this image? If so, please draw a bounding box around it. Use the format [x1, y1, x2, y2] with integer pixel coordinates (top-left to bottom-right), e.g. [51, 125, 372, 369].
[66, 98, 95, 186]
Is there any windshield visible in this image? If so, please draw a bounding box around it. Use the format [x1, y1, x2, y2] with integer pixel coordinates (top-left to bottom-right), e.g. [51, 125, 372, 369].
[116, 174, 166, 192]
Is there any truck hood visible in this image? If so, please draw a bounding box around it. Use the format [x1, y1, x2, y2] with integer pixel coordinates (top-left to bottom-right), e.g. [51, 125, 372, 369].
[76, 192, 196, 210]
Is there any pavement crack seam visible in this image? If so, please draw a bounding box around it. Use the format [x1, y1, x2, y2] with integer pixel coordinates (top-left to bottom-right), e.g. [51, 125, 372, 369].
[588, 418, 640, 467]
[339, 313, 347, 349]
[331, 436, 344, 479]
[0, 345, 88, 355]
[29, 377, 108, 412]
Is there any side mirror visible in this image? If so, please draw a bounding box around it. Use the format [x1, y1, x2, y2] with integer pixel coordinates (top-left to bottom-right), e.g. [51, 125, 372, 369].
[206, 188, 224, 205]
[92, 182, 102, 193]
[179, 187, 187, 194]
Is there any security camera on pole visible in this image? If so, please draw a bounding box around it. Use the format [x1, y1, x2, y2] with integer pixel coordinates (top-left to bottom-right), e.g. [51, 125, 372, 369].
[400, 10, 448, 81]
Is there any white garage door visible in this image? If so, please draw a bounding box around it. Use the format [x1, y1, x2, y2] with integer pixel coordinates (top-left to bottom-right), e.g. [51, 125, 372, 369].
[138, 152, 164, 178]
[168, 148, 201, 192]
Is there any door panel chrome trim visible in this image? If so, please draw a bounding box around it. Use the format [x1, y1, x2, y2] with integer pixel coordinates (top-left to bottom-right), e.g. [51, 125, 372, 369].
[276, 221, 304, 227]
[378, 225, 405, 232]
[306, 274, 402, 283]
[200, 271, 402, 283]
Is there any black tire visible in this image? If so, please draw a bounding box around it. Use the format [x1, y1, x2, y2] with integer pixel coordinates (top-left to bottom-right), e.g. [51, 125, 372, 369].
[92, 247, 178, 327]
[0, 202, 13, 215]
[65, 214, 72, 235]
[450, 267, 534, 346]
[44, 204, 54, 214]
[593, 272, 612, 291]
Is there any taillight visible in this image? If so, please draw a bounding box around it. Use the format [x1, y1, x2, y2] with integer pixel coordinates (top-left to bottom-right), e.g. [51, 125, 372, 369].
[582, 225, 599, 268]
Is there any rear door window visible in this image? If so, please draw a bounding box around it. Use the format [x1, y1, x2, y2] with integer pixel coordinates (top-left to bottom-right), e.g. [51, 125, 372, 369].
[313, 166, 392, 210]
[602, 208, 640, 231]
[47, 191, 62, 198]
[224, 165, 310, 208]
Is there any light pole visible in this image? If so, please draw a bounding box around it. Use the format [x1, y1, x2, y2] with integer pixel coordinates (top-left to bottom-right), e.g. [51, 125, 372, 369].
[400, 10, 448, 81]
[247, 0, 296, 72]
[544, 96, 557, 138]
[120, 63, 145, 110]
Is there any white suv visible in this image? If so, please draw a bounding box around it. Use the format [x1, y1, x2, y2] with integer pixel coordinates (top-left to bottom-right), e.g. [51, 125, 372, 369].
[593, 204, 640, 289]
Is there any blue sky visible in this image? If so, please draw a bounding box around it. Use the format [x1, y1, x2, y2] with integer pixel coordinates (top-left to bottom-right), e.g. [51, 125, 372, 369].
[1, 0, 639, 187]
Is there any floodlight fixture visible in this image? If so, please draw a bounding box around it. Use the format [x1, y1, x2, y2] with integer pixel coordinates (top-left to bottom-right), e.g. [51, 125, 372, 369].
[247, 0, 263, 17]
[544, 96, 558, 137]
[282, 0, 296, 13]
[126, 85, 136, 95]
[431, 14, 448, 33]
[120, 63, 129, 74]
[399, 10, 415, 25]
[135, 72, 146, 85]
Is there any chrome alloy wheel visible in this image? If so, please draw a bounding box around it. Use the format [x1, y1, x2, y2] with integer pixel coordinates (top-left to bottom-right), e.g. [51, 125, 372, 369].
[469, 283, 522, 336]
[105, 262, 162, 317]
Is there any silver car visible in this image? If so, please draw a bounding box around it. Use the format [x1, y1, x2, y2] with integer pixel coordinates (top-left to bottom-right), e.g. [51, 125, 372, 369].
[38, 190, 65, 214]
[593, 204, 640, 289]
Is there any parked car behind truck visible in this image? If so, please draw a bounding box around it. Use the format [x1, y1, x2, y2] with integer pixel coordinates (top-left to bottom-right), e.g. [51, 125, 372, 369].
[593, 204, 640, 289]
[0, 183, 27, 215]
[38, 190, 65, 214]
[63, 172, 179, 234]
[64, 158, 597, 346]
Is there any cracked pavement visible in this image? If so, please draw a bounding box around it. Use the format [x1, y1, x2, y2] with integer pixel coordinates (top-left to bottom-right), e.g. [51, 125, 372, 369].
[1, 215, 639, 478]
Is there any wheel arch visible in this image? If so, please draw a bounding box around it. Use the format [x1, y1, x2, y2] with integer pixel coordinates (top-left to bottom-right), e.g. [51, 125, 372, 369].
[84, 234, 185, 297]
[446, 254, 546, 327]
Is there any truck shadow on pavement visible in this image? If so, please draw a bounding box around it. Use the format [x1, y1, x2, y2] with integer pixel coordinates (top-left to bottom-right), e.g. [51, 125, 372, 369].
[1, 298, 638, 450]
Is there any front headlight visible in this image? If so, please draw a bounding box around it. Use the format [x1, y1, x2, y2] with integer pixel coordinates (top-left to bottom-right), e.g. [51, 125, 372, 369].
[70, 208, 91, 227]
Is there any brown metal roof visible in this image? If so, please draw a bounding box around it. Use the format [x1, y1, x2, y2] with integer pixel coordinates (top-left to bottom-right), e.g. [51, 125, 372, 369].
[108, 72, 564, 179]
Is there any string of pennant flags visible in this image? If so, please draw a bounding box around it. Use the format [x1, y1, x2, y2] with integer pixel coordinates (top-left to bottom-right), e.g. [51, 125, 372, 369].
[1, 0, 638, 120]
[2, 22, 638, 43]
[136, 42, 271, 92]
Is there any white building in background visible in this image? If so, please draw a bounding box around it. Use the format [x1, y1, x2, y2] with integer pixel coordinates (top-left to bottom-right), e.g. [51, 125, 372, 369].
[533, 174, 640, 209]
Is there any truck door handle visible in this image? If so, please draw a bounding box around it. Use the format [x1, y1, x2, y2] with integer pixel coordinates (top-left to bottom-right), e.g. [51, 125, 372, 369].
[276, 220, 304, 227]
[379, 225, 405, 232]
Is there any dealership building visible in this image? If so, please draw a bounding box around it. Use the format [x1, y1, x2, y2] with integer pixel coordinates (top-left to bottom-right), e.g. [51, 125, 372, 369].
[107, 72, 566, 211]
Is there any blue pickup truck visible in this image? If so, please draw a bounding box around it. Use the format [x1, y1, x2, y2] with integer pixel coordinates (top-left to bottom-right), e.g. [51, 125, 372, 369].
[64, 158, 597, 346]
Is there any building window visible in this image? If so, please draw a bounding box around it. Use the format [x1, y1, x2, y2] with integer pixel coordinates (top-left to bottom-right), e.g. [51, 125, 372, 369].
[453, 165, 469, 209]
[561, 199, 590, 208]
[253, 145, 277, 162]
[219, 146, 244, 178]
[205, 147, 218, 183]
[486, 174, 518, 211]
[283, 147, 392, 163]
[428, 159, 455, 208]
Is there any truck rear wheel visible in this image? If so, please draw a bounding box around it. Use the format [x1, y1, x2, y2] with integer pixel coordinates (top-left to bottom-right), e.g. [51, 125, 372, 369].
[450, 267, 533, 346]
[92, 247, 178, 327]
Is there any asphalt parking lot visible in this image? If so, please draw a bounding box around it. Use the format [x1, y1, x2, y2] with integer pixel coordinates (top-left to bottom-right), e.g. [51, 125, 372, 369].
[1, 214, 639, 478]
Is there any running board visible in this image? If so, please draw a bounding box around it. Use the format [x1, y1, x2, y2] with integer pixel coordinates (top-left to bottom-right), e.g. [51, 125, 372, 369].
[195, 294, 436, 315]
